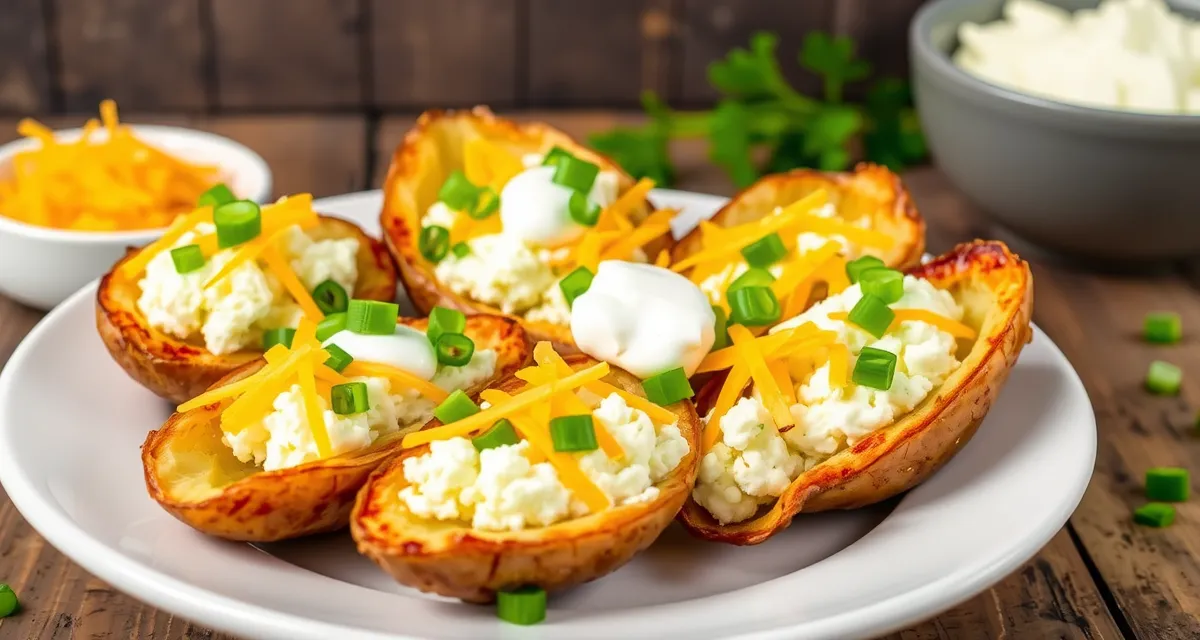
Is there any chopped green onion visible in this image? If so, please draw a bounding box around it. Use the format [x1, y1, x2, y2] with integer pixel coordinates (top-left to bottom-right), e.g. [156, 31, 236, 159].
[438, 170, 480, 212]
[497, 585, 546, 626]
[213, 200, 262, 249]
[331, 382, 369, 415]
[1144, 312, 1182, 344]
[728, 286, 781, 326]
[711, 305, 730, 351]
[473, 419, 520, 451]
[552, 156, 600, 193]
[852, 346, 898, 390]
[469, 187, 500, 220]
[1146, 467, 1190, 502]
[434, 389, 480, 424]
[170, 244, 206, 274]
[262, 328, 296, 350]
[316, 312, 347, 341]
[427, 306, 466, 347]
[642, 367, 694, 406]
[312, 279, 349, 315]
[741, 233, 788, 268]
[419, 225, 451, 263]
[0, 584, 17, 618]
[198, 183, 236, 207]
[346, 300, 399, 335]
[550, 415, 599, 452]
[568, 191, 602, 226]
[542, 146, 573, 167]
[1133, 502, 1176, 528]
[727, 267, 776, 293]
[436, 332, 475, 367]
[1146, 360, 1182, 395]
[323, 344, 354, 373]
[846, 294, 895, 338]
[560, 266, 594, 307]
[859, 268, 904, 304]
[846, 255, 886, 284]
[451, 241, 471, 258]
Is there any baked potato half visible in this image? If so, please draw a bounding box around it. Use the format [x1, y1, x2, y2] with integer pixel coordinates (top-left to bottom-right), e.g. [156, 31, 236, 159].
[351, 354, 701, 603]
[379, 107, 672, 350]
[141, 314, 531, 542]
[98, 215, 397, 404]
[679, 240, 1033, 545]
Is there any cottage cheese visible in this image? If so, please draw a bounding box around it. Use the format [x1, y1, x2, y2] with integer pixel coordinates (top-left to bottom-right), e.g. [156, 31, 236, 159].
[432, 233, 557, 314]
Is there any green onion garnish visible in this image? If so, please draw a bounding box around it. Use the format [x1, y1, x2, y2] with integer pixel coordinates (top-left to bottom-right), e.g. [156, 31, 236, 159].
[1144, 312, 1182, 344]
[419, 225, 451, 263]
[727, 267, 776, 293]
[170, 244, 206, 274]
[346, 300, 399, 336]
[728, 286, 781, 326]
[316, 312, 347, 341]
[542, 146, 573, 167]
[198, 183, 236, 207]
[469, 187, 500, 220]
[846, 255, 886, 284]
[472, 419, 520, 451]
[427, 306, 466, 347]
[550, 414, 599, 452]
[859, 268, 904, 305]
[312, 279, 349, 315]
[331, 381, 369, 415]
[497, 585, 546, 626]
[451, 241, 471, 259]
[852, 346, 897, 390]
[568, 191, 602, 226]
[435, 332, 475, 367]
[741, 232, 788, 268]
[1146, 360, 1182, 395]
[1133, 502, 1176, 528]
[560, 266, 594, 307]
[262, 327, 296, 350]
[846, 294, 894, 338]
[642, 367, 694, 406]
[1146, 467, 1190, 502]
[552, 156, 599, 193]
[438, 169, 480, 212]
[323, 344, 354, 373]
[213, 200, 262, 249]
[711, 305, 730, 351]
[0, 584, 17, 618]
[434, 389, 480, 424]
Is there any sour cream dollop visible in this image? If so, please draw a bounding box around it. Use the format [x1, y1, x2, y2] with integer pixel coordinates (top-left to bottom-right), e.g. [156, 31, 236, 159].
[570, 261, 716, 378]
[322, 324, 437, 380]
[499, 165, 618, 248]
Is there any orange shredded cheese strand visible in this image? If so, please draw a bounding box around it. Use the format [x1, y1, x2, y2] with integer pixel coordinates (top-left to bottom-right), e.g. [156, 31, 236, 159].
[532, 342, 677, 425]
[768, 360, 796, 406]
[315, 365, 349, 385]
[891, 309, 977, 339]
[463, 137, 523, 190]
[525, 352, 624, 460]
[342, 362, 448, 402]
[100, 99, 119, 132]
[728, 325, 794, 429]
[821, 256, 850, 295]
[261, 246, 324, 322]
[118, 207, 212, 278]
[293, 318, 318, 349]
[221, 345, 322, 432]
[654, 249, 671, 267]
[597, 178, 654, 232]
[574, 230, 618, 272]
[826, 343, 849, 389]
[704, 363, 750, 453]
[177, 356, 286, 413]
[770, 241, 842, 300]
[600, 209, 676, 261]
[696, 323, 822, 373]
[794, 215, 894, 249]
[698, 220, 725, 249]
[671, 190, 829, 273]
[501, 407, 610, 513]
[296, 357, 333, 458]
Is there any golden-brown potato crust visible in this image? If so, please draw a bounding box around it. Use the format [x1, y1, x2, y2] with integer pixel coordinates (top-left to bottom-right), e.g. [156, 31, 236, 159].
[678, 240, 1033, 545]
[141, 315, 531, 543]
[97, 216, 397, 404]
[378, 107, 673, 352]
[350, 355, 701, 603]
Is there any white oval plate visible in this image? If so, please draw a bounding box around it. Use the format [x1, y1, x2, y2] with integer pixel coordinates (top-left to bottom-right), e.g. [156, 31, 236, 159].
[0, 189, 1095, 640]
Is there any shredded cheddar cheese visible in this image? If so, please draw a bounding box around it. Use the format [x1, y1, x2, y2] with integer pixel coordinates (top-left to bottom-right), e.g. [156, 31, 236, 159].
[827, 309, 976, 340]
[342, 361, 449, 402]
[531, 342, 677, 425]
[826, 343, 849, 389]
[704, 362, 750, 452]
[463, 137, 523, 190]
[296, 357, 333, 458]
[498, 402, 611, 513]
[671, 190, 830, 273]
[728, 325, 794, 429]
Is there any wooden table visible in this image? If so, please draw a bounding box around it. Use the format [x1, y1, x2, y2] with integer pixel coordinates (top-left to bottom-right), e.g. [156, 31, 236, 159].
[0, 111, 1195, 640]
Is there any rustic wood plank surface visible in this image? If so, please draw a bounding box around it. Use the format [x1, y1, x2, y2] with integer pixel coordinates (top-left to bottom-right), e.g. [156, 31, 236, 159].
[0, 0, 52, 114]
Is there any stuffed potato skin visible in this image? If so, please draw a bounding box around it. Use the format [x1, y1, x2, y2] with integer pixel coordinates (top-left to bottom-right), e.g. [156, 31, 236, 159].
[97, 216, 398, 404]
[141, 314, 531, 542]
[678, 240, 1033, 545]
[350, 355, 701, 603]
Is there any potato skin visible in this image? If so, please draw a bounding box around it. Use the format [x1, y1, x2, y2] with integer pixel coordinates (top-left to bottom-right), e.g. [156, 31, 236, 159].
[678, 240, 1034, 545]
[350, 355, 702, 603]
[97, 216, 398, 404]
[378, 107, 674, 352]
[141, 314, 531, 542]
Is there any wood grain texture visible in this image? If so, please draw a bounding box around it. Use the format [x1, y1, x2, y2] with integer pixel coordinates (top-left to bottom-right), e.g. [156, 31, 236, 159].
[834, 0, 927, 99]
[0, 0, 52, 113]
[55, 0, 207, 112]
[211, 0, 364, 109]
[371, 0, 518, 108]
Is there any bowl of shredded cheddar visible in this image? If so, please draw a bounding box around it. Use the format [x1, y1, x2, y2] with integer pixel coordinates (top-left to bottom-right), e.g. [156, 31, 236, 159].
[0, 101, 271, 310]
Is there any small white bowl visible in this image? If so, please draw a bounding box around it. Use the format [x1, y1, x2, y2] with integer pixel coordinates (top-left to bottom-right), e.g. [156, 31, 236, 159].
[0, 125, 272, 310]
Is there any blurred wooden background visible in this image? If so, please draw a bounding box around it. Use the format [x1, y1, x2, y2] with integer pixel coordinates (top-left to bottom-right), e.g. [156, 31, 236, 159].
[0, 0, 926, 115]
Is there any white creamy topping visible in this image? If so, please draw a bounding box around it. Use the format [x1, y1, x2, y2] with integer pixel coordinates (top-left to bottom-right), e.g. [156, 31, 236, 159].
[322, 325, 437, 380]
[498, 164, 619, 248]
[432, 233, 557, 315]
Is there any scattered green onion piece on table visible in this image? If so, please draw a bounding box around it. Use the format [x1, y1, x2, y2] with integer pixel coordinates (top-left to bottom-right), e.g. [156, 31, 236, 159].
[845, 255, 885, 284]
[331, 382, 370, 415]
[198, 183, 236, 207]
[852, 346, 897, 390]
[316, 312, 347, 341]
[551, 156, 600, 193]
[213, 200, 262, 249]
[1145, 467, 1190, 502]
[1145, 360, 1182, 395]
[312, 279, 349, 315]
[642, 367, 694, 406]
[0, 584, 17, 618]
[560, 266, 595, 307]
[427, 306, 466, 347]
[726, 267, 775, 293]
[728, 286, 781, 326]
[568, 191, 602, 226]
[419, 225, 451, 263]
[262, 327, 296, 350]
[346, 300, 399, 335]
[497, 585, 547, 626]
[740, 232, 788, 268]
[550, 415, 599, 452]
[451, 241, 471, 258]
[859, 268, 904, 304]
[1144, 312, 1182, 344]
[434, 389, 480, 424]
[436, 332, 475, 367]
[473, 419, 520, 451]
[470, 187, 500, 220]
[711, 305, 730, 351]
[323, 344, 354, 373]
[170, 244, 205, 274]
[438, 169, 480, 211]
[1133, 502, 1176, 528]
[847, 294, 895, 338]
[541, 146, 573, 167]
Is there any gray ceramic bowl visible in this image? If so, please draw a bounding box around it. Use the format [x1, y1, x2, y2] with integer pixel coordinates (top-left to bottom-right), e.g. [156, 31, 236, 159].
[911, 0, 1200, 261]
